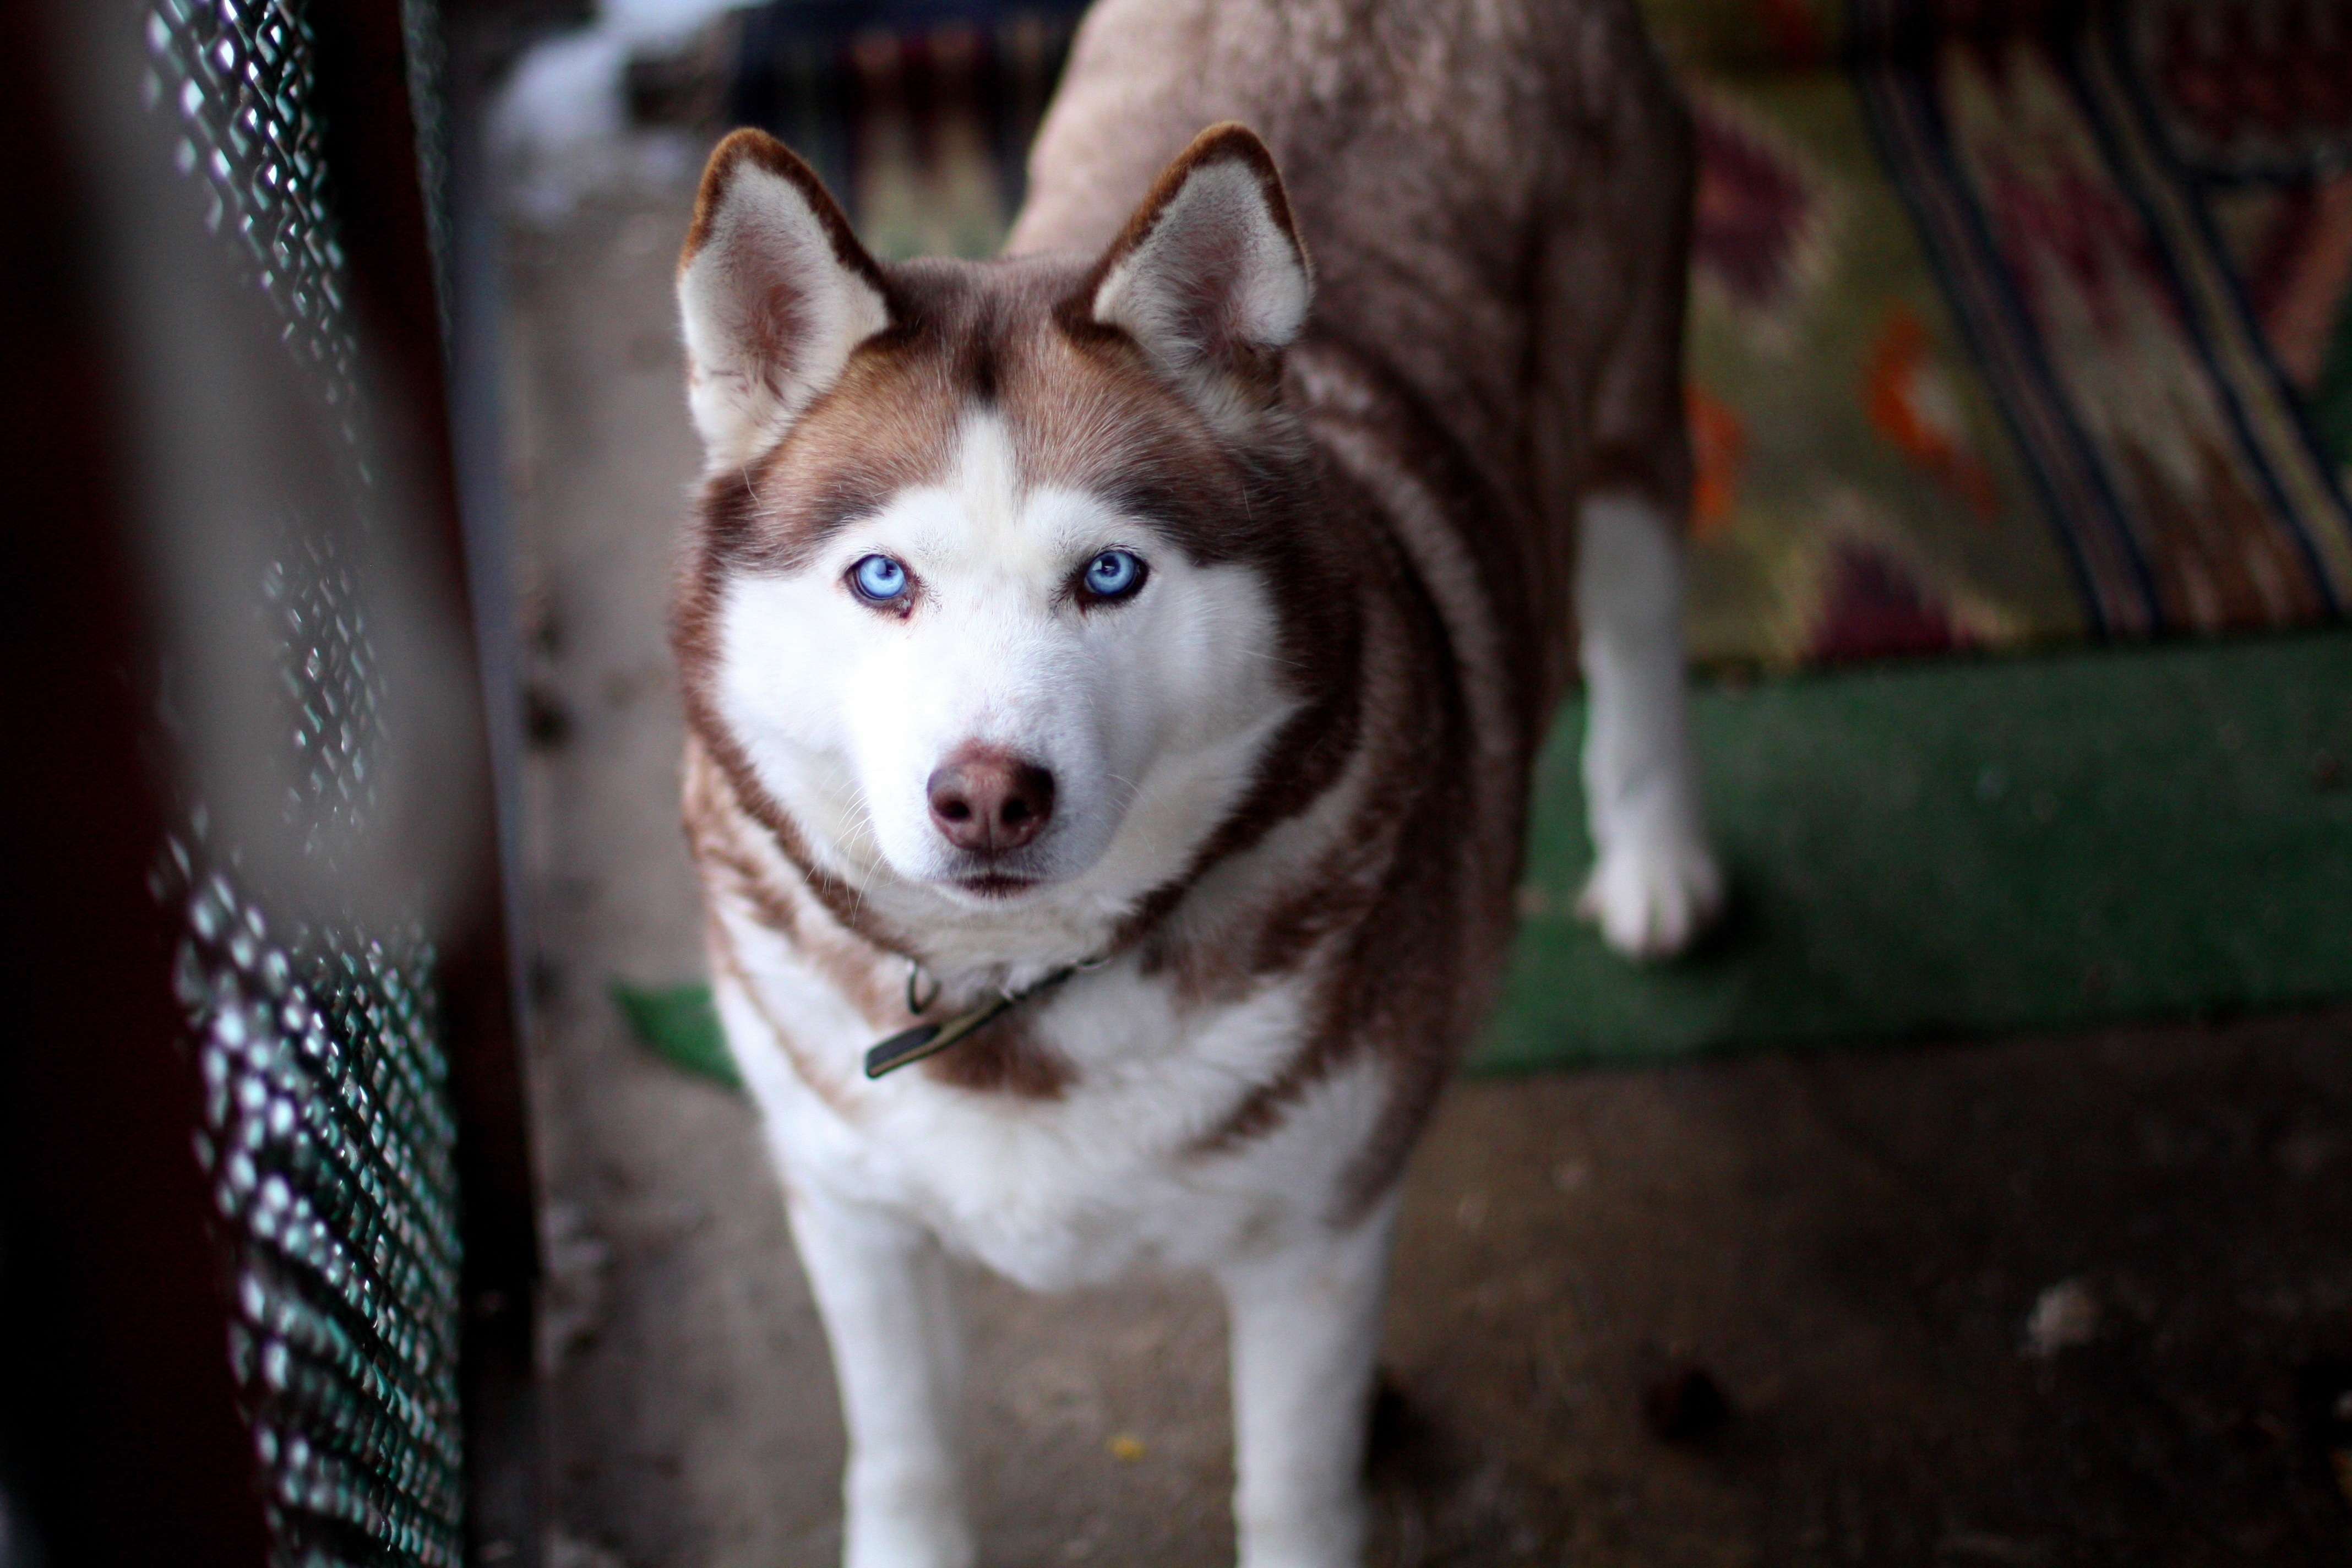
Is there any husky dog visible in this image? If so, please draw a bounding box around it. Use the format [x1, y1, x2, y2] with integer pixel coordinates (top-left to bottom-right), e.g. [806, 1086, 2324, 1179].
[671, 0, 1717, 1561]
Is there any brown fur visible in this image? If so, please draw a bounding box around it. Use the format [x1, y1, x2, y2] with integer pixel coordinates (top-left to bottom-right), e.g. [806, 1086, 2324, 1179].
[704, 912, 853, 1117]
[1013, 0, 1696, 704]
[990, 0, 1692, 1175]
[918, 1014, 1075, 1098]
[685, 739, 897, 1026]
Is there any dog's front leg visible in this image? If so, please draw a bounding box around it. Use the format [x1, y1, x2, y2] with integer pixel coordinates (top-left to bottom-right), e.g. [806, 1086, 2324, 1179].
[1215, 1197, 1398, 1568]
[787, 1182, 974, 1568]
[1574, 491, 1724, 959]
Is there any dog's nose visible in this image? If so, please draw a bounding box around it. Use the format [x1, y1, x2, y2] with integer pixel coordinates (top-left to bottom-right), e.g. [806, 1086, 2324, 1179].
[927, 748, 1055, 854]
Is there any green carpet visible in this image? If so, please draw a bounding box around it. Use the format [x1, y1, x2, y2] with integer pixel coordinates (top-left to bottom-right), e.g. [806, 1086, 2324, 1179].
[613, 981, 738, 1090]
[619, 633, 2352, 1087]
[1481, 630, 2352, 1071]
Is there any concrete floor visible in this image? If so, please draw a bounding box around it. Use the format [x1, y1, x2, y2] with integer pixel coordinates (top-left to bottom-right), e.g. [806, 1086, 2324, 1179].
[502, 183, 2352, 1568]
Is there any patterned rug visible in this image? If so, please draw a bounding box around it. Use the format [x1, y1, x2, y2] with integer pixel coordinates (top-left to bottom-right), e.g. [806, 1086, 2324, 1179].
[724, 0, 2352, 667]
[1660, 0, 2352, 664]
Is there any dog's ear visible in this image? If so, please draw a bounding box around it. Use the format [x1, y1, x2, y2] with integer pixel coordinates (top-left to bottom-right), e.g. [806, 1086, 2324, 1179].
[1086, 124, 1311, 422]
[677, 129, 891, 467]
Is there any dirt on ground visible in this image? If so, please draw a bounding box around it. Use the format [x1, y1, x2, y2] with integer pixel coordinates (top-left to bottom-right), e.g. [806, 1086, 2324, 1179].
[502, 184, 2352, 1568]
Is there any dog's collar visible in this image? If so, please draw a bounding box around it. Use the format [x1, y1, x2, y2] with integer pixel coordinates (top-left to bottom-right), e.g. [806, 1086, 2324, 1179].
[863, 955, 1106, 1080]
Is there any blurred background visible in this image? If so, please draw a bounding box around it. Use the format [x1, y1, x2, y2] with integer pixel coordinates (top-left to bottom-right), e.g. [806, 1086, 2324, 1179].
[4, 0, 2349, 1564]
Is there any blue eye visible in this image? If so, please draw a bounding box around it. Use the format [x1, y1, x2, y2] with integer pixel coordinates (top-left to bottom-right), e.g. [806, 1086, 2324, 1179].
[1082, 549, 1145, 601]
[849, 554, 910, 603]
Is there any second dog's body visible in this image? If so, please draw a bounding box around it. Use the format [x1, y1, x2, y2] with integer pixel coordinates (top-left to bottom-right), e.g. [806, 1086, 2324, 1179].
[672, 2, 1717, 1562]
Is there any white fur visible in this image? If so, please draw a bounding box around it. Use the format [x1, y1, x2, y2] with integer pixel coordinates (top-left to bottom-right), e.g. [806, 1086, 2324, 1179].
[677, 160, 891, 470]
[1220, 1195, 1396, 1568]
[715, 411, 1298, 974]
[1574, 493, 1724, 958]
[782, 1183, 974, 1568]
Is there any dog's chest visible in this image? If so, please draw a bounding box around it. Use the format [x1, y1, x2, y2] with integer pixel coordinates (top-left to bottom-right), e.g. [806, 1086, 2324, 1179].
[722, 910, 1387, 1291]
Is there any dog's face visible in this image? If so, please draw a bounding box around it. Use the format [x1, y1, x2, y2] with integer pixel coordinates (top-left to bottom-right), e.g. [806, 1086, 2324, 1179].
[674, 127, 1336, 932]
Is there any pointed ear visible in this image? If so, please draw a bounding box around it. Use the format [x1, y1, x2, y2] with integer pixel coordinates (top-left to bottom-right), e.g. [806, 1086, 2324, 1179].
[1086, 124, 1311, 417]
[677, 129, 891, 467]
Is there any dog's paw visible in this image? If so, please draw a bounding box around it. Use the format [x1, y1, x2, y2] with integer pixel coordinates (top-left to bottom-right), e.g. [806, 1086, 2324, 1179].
[842, 1478, 974, 1568]
[1577, 822, 1723, 961]
[1235, 1497, 1368, 1568]
[843, 1513, 973, 1568]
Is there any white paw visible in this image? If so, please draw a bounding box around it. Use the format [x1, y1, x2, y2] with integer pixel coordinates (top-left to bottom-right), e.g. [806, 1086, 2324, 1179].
[843, 1473, 973, 1568]
[1235, 1496, 1367, 1568]
[1577, 819, 1723, 961]
[843, 1513, 973, 1568]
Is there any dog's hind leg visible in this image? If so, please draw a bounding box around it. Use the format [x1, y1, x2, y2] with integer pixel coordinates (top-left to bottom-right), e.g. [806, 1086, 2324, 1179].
[1573, 492, 1723, 958]
[1215, 1196, 1398, 1568]
[786, 1182, 975, 1568]
[1535, 37, 1722, 960]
